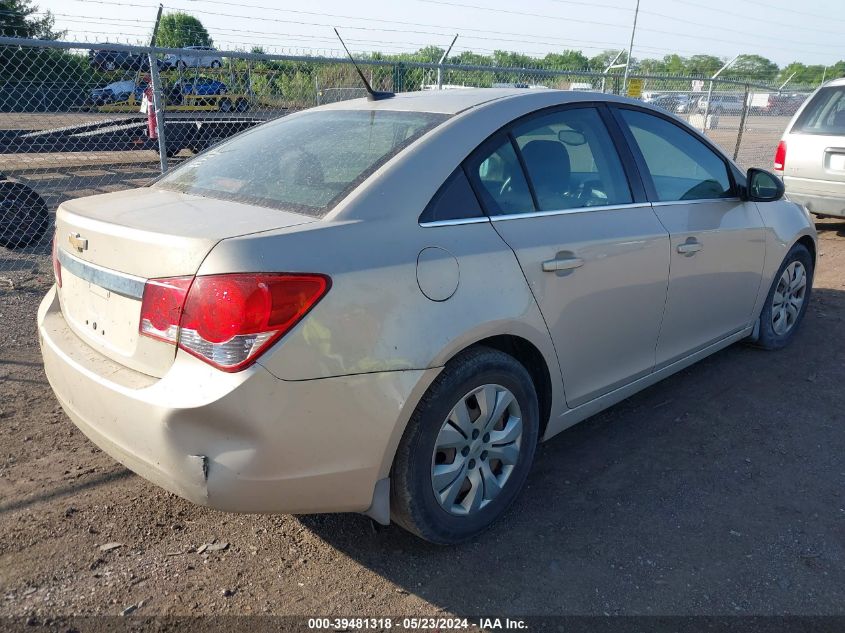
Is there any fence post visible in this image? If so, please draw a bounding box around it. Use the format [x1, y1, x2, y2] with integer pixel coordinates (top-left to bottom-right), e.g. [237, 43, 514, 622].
[148, 51, 168, 173]
[733, 83, 751, 162]
[702, 79, 714, 133]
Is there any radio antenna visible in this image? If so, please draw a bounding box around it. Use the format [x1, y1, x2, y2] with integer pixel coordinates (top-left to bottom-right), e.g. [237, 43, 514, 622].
[334, 28, 395, 101]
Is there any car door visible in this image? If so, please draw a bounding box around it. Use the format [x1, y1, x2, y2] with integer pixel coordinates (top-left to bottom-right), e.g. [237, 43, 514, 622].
[465, 105, 670, 408]
[613, 106, 765, 367]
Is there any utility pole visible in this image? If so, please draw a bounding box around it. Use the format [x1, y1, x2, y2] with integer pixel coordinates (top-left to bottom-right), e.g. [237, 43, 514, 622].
[701, 54, 739, 133]
[622, 0, 640, 92]
[437, 34, 458, 90]
[820, 67, 827, 86]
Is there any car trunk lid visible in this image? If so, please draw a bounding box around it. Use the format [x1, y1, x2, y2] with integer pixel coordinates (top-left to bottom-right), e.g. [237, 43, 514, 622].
[54, 187, 315, 378]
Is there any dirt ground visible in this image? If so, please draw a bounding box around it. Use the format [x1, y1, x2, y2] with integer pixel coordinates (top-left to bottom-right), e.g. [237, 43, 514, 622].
[0, 219, 844, 622]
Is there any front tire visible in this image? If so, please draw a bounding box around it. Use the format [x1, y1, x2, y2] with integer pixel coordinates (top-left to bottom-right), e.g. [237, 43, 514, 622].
[391, 346, 539, 544]
[755, 243, 813, 350]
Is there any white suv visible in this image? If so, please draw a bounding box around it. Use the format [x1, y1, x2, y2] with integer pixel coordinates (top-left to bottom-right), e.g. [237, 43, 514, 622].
[775, 78, 845, 218]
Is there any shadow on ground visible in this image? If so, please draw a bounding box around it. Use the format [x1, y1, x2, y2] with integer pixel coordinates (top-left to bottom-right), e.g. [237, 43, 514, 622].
[300, 285, 845, 615]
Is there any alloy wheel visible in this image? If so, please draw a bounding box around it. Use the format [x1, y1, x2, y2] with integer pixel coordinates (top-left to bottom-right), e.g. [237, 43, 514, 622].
[430, 384, 523, 516]
[771, 261, 807, 335]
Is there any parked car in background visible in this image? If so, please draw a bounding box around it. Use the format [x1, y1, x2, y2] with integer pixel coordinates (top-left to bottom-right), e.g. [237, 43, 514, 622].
[163, 46, 223, 70]
[166, 77, 227, 106]
[775, 78, 845, 218]
[175, 76, 227, 95]
[88, 79, 147, 106]
[89, 49, 159, 72]
[40, 89, 816, 545]
[697, 94, 744, 115]
[651, 94, 695, 115]
[769, 94, 807, 116]
[749, 93, 807, 116]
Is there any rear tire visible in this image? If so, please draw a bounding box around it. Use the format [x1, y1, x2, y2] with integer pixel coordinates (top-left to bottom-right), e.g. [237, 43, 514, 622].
[391, 346, 539, 544]
[754, 243, 813, 350]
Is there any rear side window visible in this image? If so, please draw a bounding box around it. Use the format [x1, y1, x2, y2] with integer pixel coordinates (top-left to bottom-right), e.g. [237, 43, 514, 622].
[420, 168, 484, 224]
[155, 110, 448, 217]
[792, 86, 845, 135]
[466, 136, 535, 216]
[619, 109, 733, 202]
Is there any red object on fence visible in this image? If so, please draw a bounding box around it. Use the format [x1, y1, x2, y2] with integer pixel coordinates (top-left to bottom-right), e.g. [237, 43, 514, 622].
[144, 86, 157, 140]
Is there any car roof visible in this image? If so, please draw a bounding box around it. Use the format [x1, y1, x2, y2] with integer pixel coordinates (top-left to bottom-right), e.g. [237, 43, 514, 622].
[824, 77, 845, 88]
[314, 88, 639, 115]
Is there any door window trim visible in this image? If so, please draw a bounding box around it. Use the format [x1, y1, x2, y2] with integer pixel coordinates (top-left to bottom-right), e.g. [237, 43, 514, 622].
[608, 103, 741, 203]
[489, 201, 653, 222]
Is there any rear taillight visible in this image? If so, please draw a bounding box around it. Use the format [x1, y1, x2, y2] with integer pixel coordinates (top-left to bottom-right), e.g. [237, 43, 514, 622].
[139, 276, 193, 343]
[51, 231, 62, 288]
[139, 273, 330, 372]
[774, 140, 787, 171]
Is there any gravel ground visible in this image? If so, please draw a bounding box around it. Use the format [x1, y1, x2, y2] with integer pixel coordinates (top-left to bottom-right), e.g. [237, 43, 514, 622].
[0, 218, 844, 621]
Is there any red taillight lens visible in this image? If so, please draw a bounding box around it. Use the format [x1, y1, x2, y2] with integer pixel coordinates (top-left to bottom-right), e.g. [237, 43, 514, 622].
[774, 140, 787, 171]
[51, 231, 62, 288]
[139, 273, 330, 372]
[139, 276, 193, 343]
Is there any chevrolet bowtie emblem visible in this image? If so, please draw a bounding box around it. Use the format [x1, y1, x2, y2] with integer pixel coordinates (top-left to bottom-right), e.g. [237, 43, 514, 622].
[68, 232, 88, 252]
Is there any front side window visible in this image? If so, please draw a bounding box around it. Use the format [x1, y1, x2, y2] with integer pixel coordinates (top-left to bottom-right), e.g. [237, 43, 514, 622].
[619, 109, 733, 202]
[792, 86, 845, 135]
[513, 107, 632, 210]
[156, 110, 448, 217]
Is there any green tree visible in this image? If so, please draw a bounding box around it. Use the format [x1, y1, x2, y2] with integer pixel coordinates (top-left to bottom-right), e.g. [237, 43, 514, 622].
[156, 12, 212, 48]
[726, 54, 778, 81]
[543, 50, 590, 70]
[684, 54, 723, 77]
[830, 61, 845, 80]
[0, 0, 61, 38]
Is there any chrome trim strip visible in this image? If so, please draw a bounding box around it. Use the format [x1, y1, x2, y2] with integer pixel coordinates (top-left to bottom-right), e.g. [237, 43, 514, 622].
[651, 197, 741, 207]
[490, 202, 651, 222]
[58, 249, 146, 300]
[419, 216, 491, 228]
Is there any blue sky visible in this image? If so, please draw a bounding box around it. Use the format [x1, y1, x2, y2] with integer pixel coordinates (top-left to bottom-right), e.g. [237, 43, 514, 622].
[36, 0, 845, 66]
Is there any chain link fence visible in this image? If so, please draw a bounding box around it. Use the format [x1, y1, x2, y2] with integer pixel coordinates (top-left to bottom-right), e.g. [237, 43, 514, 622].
[0, 37, 818, 290]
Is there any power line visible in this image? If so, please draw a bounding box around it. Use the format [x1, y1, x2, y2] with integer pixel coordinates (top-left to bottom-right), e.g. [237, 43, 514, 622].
[38, 0, 845, 65]
[734, 0, 845, 24]
[541, 0, 845, 38]
[666, 0, 845, 35]
[416, 0, 844, 53]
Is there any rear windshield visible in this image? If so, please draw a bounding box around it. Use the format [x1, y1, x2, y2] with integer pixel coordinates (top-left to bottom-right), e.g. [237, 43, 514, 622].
[791, 86, 845, 135]
[155, 109, 449, 217]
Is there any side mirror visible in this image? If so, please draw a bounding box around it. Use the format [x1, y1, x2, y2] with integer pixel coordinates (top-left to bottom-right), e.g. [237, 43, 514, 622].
[746, 168, 785, 202]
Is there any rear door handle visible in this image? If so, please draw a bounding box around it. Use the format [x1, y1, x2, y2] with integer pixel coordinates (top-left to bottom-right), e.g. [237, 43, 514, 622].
[677, 240, 703, 255]
[542, 256, 584, 272]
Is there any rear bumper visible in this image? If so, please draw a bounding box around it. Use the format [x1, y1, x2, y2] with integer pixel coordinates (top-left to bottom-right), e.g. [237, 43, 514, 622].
[38, 286, 436, 515]
[785, 188, 845, 218]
